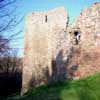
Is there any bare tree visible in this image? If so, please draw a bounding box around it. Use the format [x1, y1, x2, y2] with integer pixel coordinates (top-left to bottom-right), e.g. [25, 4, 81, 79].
[0, 35, 21, 73]
[0, 35, 9, 56]
[0, 48, 21, 73]
[0, 0, 23, 95]
[0, 0, 23, 73]
[0, 0, 23, 48]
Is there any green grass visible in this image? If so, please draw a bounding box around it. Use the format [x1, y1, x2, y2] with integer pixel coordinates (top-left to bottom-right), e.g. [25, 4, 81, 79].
[8, 73, 100, 100]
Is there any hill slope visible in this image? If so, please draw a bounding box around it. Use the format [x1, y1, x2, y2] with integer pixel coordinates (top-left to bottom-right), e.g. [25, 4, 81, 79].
[8, 73, 100, 100]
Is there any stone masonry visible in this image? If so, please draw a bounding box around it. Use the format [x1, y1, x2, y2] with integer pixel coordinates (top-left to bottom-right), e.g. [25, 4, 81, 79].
[22, 2, 100, 94]
[68, 2, 100, 79]
[22, 7, 70, 94]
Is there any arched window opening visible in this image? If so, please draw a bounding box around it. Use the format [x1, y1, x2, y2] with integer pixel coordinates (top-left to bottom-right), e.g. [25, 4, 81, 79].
[73, 30, 80, 45]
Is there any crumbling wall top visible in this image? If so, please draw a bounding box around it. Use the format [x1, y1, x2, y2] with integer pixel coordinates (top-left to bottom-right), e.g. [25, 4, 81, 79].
[26, 7, 69, 29]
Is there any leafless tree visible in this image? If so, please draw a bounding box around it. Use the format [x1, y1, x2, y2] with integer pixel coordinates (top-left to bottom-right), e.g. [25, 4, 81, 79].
[0, 35, 9, 56]
[0, 0, 23, 95]
[0, 0, 23, 49]
[0, 48, 22, 74]
[0, 0, 23, 73]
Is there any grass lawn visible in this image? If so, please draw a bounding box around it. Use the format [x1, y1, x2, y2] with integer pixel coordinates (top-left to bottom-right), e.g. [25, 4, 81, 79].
[7, 73, 100, 100]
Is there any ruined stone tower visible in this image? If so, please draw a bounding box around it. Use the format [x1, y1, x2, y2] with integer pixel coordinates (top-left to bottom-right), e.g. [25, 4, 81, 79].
[22, 7, 70, 94]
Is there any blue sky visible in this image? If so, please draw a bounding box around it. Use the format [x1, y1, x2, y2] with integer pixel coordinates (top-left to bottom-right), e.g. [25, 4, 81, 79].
[13, 0, 100, 57]
[21, 0, 100, 22]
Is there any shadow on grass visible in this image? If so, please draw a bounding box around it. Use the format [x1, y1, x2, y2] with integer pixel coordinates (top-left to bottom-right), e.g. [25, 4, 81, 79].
[22, 81, 71, 100]
[6, 73, 100, 100]
[20, 73, 100, 100]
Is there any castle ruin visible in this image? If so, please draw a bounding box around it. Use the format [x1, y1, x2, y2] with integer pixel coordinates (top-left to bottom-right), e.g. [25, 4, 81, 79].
[22, 3, 100, 94]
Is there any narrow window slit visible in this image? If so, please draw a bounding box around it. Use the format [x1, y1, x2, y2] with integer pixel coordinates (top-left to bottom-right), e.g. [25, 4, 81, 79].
[45, 15, 47, 22]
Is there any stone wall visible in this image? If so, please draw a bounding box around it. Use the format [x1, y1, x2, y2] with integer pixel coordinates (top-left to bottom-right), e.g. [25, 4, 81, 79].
[67, 2, 100, 79]
[22, 7, 70, 94]
[22, 2, 100, 94]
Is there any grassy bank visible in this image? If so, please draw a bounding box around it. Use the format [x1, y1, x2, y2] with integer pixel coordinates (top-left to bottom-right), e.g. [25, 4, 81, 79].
[8, 73, 100, 100]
